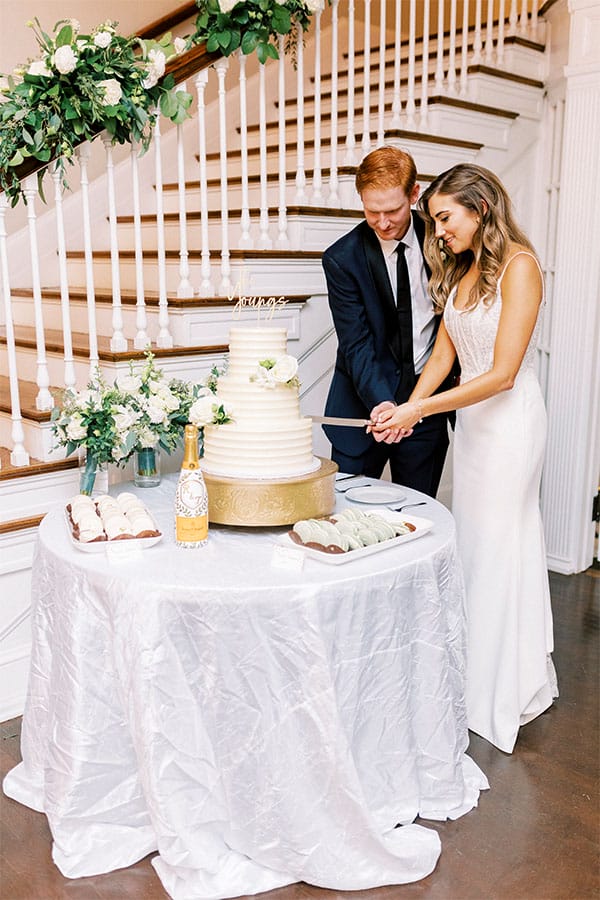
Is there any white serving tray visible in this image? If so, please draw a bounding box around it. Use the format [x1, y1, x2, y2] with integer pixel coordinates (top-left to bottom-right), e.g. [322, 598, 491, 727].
[64, 508, 162, 553]
[284, 509, 433, 565]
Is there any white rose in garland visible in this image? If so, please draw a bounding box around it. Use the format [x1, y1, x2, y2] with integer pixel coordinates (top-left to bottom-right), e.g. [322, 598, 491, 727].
[93, 31, 112, 49]
[98, 78, 122, 107]
[53, 45, 78, 74]
[27, 60, 51, 77]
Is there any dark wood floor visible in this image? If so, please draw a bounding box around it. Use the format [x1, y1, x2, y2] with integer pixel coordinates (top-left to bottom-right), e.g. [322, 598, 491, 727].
[1, 570, 598, 900]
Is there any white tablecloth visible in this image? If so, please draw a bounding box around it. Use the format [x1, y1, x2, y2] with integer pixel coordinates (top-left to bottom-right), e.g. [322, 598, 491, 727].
[4, 475, 488, 900]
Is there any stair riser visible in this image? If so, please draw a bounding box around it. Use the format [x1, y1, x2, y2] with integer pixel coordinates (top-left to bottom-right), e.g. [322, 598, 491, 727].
[103, 212, 358, 254]
[63, 257, 328, 297]
[0, 346, 229, 394]
[0, 417, 63, 464]
[468, 75, 543, 118]
[0, 465, 80, 523]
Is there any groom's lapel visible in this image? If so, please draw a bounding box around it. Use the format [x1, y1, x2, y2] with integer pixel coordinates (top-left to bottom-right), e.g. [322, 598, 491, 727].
[361, 224, 401, 363]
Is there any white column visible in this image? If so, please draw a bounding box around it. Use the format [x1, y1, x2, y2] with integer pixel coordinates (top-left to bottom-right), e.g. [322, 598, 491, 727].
[76, 144, 99, 377]
[276, 35, 289, 249]
[194, 69, 215, 298]
[153, 115, 173, 348]
[102, 135, 127, 352]
[214, 57, 233, 292]
[541, 0, 600, 573]
[51, 162, 76, 391]
[176, 82, 195, 297]
[130, 142, 150, 350]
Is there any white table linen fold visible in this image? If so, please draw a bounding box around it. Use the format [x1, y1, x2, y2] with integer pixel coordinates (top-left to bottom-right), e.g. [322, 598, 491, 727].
[4, 476, 488, 899]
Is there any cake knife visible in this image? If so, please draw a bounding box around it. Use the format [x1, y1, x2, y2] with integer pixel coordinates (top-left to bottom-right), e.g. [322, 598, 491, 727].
[310, 415, 373, 428]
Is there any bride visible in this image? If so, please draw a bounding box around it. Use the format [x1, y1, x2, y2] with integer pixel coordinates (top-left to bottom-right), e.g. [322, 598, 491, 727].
[370, 163, 558, 754]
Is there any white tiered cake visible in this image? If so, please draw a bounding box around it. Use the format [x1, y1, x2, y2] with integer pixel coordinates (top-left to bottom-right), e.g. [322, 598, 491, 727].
[201, 326, 319, 479]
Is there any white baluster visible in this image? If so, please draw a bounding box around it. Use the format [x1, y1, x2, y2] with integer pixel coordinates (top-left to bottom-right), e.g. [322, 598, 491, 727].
[130, 143, 150, 350]
[311, 17, 324, 202]
[434, 0, 445, 93]
[23, 177, 54, 410]
[0, 196, 29, 466]
[391, 0, 402, 128]
[51, 162, 76, 391]
[176, 82, 194, 297]
[472, 0, 483, 65]
[344, 1, 358, 162]
[484, 0, 495, 64]
[214, 57, 233, 291]
[194, 69, 215, 298]
[376, 0, 386, 145]
[153, 114, 173, 348]
[276, 36, 289, 248]
[459, 0, 470, 98]
[237, 54, 253, 247]
[361, 0, 372, 153]
[531, 0, 539, 40]
[508, 0, 519, 35]
[258, 60, 272, 249]
[496, 0, 506, 65]
[295, 25, 307, 203]
[419, 0, 431, 129]
[76, 144, 99, 377]
[519, 0, 528, 36]
[102, 135, 127, 352]
[406, 0, 417, 128]
[328, 0, 340, 207]
[447, 0, 458, 95]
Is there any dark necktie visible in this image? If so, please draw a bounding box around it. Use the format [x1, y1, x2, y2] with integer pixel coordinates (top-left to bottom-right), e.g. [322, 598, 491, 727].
[396, 241, 415, 379]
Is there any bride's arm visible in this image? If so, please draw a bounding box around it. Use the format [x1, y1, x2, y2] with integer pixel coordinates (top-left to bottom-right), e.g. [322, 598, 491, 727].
[373, 254, 543, 435]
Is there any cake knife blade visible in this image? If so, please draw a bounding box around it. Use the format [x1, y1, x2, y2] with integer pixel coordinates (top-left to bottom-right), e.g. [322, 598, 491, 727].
[311, 415, 372, 428]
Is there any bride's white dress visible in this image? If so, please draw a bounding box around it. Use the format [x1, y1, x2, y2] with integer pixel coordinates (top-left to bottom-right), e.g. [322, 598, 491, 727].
[444, 252, 558, 754]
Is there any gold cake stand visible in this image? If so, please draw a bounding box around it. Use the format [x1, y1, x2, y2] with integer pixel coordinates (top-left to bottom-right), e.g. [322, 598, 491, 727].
[202, 457, 338, 526]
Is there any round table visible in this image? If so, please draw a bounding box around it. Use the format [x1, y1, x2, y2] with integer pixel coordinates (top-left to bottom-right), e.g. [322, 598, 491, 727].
[3, 474, 487, 900]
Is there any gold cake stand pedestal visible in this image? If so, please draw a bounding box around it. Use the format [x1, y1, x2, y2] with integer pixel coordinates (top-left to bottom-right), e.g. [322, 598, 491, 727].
[202, 458, 338, 526]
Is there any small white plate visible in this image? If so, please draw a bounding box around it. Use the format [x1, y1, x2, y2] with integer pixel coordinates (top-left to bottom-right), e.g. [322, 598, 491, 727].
[344, 484, 407, 505]
[285, 510, 434, 565]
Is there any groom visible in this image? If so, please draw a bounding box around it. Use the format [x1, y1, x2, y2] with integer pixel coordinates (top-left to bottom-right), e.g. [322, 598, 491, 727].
[321, 146, 455, 496]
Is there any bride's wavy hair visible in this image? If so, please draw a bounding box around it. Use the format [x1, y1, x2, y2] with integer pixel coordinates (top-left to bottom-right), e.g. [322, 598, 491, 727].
[418, 164, 534, 311]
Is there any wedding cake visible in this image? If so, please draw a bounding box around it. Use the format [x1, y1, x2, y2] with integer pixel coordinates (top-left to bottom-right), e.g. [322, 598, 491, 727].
[201, 326, 319, 479]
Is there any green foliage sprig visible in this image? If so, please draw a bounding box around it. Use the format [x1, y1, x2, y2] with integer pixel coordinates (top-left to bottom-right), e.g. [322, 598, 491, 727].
[0, 18, 193, 206]
[192, 0, 324, 63]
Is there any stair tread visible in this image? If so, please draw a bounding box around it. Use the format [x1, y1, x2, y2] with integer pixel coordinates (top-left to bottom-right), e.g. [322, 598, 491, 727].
[0, 445, 77, 483]
[116, 206, 365, 224]
[9, 289, 312, 309]
[0, 374, 62, 422]
[64, 249, 324, 260]
[0, 325, 228, 361]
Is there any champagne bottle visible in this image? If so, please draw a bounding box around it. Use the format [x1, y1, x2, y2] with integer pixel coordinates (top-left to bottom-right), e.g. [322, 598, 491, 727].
[175, 424, 209, 548]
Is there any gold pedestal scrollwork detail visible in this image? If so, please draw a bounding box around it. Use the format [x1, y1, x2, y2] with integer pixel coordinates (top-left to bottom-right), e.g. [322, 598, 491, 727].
[201, 458, 338, 526]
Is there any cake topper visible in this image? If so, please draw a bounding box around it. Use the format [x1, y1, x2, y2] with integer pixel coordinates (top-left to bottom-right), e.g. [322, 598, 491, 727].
[227, 268, 288, 320]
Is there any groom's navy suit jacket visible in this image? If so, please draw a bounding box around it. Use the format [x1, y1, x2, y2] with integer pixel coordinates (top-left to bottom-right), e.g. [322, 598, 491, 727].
[322, 212, 453, 465]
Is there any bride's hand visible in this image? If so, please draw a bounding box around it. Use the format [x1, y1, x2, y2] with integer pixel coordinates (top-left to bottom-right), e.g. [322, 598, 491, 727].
[370, 402, 420, 443]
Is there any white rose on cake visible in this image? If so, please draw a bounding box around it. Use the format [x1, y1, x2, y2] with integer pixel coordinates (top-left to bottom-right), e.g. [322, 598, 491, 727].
[189, 393, 233, 426]
[271, 355, 298, 384]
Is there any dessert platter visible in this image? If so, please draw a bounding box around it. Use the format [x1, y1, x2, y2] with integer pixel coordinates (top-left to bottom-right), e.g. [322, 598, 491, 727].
[201, 325, 337, 526]
[285, 507, 434, 565]
[65, 492, 162, 553]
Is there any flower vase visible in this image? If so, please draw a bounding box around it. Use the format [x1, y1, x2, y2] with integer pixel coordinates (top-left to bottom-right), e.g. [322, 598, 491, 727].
[134, 446, 161, 488]
[78, 448, 108, 496]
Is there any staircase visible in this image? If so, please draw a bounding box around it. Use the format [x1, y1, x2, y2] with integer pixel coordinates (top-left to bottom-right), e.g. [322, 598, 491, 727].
[0, 0, 551, 718]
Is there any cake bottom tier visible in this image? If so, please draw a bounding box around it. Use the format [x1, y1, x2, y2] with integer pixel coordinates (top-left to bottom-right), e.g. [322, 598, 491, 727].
[203, 458, 338, 526]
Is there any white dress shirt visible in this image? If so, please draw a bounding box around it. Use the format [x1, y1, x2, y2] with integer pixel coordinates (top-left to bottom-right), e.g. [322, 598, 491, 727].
[377, 220, 437, 374]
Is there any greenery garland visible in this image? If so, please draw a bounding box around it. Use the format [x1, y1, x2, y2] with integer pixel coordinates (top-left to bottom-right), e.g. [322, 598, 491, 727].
[192, 0, 324, 63]
[0, 18, 193, 206]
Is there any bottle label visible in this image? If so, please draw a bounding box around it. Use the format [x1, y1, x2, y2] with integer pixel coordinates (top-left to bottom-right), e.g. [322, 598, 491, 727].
[176, 514, 208, 543]
[175, 469, 208, 516]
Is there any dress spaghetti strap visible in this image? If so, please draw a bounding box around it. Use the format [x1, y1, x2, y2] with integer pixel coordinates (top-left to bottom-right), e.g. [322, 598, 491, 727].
[498, 251, 544, 285]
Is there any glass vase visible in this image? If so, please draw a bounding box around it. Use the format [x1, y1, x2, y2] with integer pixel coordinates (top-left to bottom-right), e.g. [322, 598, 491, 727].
[133, 445, 161, 488]
[78, 448, 109, 496]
